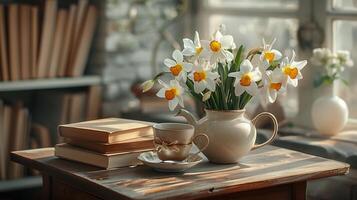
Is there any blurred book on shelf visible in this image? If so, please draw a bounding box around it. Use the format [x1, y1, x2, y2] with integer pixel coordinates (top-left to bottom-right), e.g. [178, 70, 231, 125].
[0, 85, 102, 180]
[56, 118, 155, 169]
[0, 0, 98, 82]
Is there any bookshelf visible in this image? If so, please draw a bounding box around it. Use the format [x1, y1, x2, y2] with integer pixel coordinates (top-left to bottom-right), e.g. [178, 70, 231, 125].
[0, 75, 101, 92]
[0, 176, 41, 193]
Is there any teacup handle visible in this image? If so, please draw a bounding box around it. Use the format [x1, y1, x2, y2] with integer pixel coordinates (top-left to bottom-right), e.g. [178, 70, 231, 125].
[192, 134, 209, 156]
[251, 112, 278, 150]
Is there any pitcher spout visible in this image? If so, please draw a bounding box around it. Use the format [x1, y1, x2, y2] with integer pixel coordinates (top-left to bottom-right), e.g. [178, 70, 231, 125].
[176, 109, 198, 127]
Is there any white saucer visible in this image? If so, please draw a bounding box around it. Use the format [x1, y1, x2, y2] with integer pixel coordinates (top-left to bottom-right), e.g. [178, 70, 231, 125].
[137, 151, 203, 172]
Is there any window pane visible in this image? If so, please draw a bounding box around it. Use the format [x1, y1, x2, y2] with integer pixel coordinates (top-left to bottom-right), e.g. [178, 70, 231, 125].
[208, 0, 298, 9]
[207, 15, 299, 117]
[334, 20, 357, 118]
[333, 0, 357, 11]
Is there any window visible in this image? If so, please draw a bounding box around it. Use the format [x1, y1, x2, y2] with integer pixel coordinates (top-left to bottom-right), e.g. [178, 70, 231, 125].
[327, 0, 357, 127]
[196, 0, 357, 127]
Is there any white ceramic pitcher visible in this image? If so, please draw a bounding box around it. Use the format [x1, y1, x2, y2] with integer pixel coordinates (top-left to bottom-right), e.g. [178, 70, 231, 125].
[177, 109, 278, 164]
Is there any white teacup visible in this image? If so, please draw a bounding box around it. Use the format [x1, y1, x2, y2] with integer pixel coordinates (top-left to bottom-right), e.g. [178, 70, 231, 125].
[153, 123, 209, 161]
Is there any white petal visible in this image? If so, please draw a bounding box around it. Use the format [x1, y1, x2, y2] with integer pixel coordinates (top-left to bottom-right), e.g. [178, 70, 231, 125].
[207, 71, 219, 79]
[268, 88, 277, 103]
[206, 79, 216, 91]
[240, 59, 253, 73]
[168, 99, 179, 111]
[172, 50, 183, 63]
[246, 83, 258, 96]
[223, 50, 234, 62]
[177, 96, 184, 107]
[182, 62, 193, 71]
[202, 91, 211, 101]
[210, 53, 219, 64]
[220, 35, 234, 49]
[183, 38, 195, 49]
[228, 72, 240, 78]
[234, 85, 245, 96]
[252, 69, 262, 82]
[156, 88, 166, 98]
[271, 49, 282, 60]
[181, 72, 187, 82]
[158, 79, 169, 88]
[293, 60, 307, 70]
[194, 31, 201, 46]
[164, 58, 176, 67]
[288, 78, 298, 87]
[297, 71, 303, 79]
[182, 48, 195, 56]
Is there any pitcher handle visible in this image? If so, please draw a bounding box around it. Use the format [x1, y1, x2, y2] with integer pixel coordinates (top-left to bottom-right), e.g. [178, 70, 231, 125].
[251, 112, 278, 150]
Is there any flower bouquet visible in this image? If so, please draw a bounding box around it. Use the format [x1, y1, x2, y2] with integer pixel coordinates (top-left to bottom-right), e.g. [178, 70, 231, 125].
[142, 25, 307, 111]
[311, 48, 353, 87]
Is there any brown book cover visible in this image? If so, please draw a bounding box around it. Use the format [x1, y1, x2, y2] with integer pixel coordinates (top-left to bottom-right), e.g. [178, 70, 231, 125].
[66, 135, 154, 154]
[8, 4, 20, 81]
[68, 5, 97, 77]
[58, 118, 154, 143]
[68, 92, 86, 123]
[20, 5, 31, 80]
[37, 0, 57, 78]
[48, 9, 67, 77]
[0, 104, 11, 180]
[58, 4, 76, 77]
[55, 143, 146, 169]
[68, 0, 88, 68]
[31, 6, 39, 78]
[0, 5, 9, 81]
[86, 85, 102, 120]
[8, 104, 29, 179]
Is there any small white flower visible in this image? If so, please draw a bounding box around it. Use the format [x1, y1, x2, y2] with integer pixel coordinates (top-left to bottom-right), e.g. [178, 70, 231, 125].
[336, 50, 354, 68]
[156, 79, 184, 111]
[263, 68, 287, 103]
[228, 59, 262, 96]
[188, 61, 219, 93]
[141, 80, 154, 92]
[280, 51, 307, 87]
[200, 30, 236, 64]
[311, 48, 333, 66]
[164, 50, 193, 82]
[182, 31, 203, 57]
[260, 38, 282, 69]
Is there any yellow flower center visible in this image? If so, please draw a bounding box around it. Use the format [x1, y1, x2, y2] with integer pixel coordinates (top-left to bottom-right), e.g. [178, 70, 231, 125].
[210, 40, 221, 52]
[170, 64, 183, 76]
[165, 88, 177, 100]
[283, 66, 298, 79]
[270, 82, 282, 91]
[195, 47, 203, 55]
[240, 73, 252, 86]
[193, 71, 206, 82]
[264, 51, 275, 63]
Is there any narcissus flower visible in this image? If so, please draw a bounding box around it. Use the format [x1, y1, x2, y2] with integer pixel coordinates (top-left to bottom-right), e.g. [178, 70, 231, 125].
[263, 68, 287, 103]
[188, 61, 219, 93]
[228, 59, 262, 96]
[182, 31, 203, 57]
[164, 50, 193, 82]
[280, 51, 307, 87]
[156, 79, 184, 111]
[201, 30, 235, 63]
[260, 38, 282, 68]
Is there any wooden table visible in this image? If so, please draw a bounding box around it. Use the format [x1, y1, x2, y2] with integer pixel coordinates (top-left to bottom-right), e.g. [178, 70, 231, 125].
[11, 145, 349, 200]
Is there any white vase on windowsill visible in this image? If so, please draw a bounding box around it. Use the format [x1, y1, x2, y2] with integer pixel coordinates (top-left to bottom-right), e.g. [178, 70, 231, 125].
[311, 85, 348, 136]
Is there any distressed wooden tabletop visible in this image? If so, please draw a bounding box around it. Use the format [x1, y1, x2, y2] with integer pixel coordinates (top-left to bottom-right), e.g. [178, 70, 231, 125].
[11, 145, 349, 200]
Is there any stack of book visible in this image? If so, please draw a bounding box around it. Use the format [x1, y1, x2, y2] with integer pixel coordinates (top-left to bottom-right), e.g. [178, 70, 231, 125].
[0, 0, 97, 81]
[55, 118, 155, 169]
